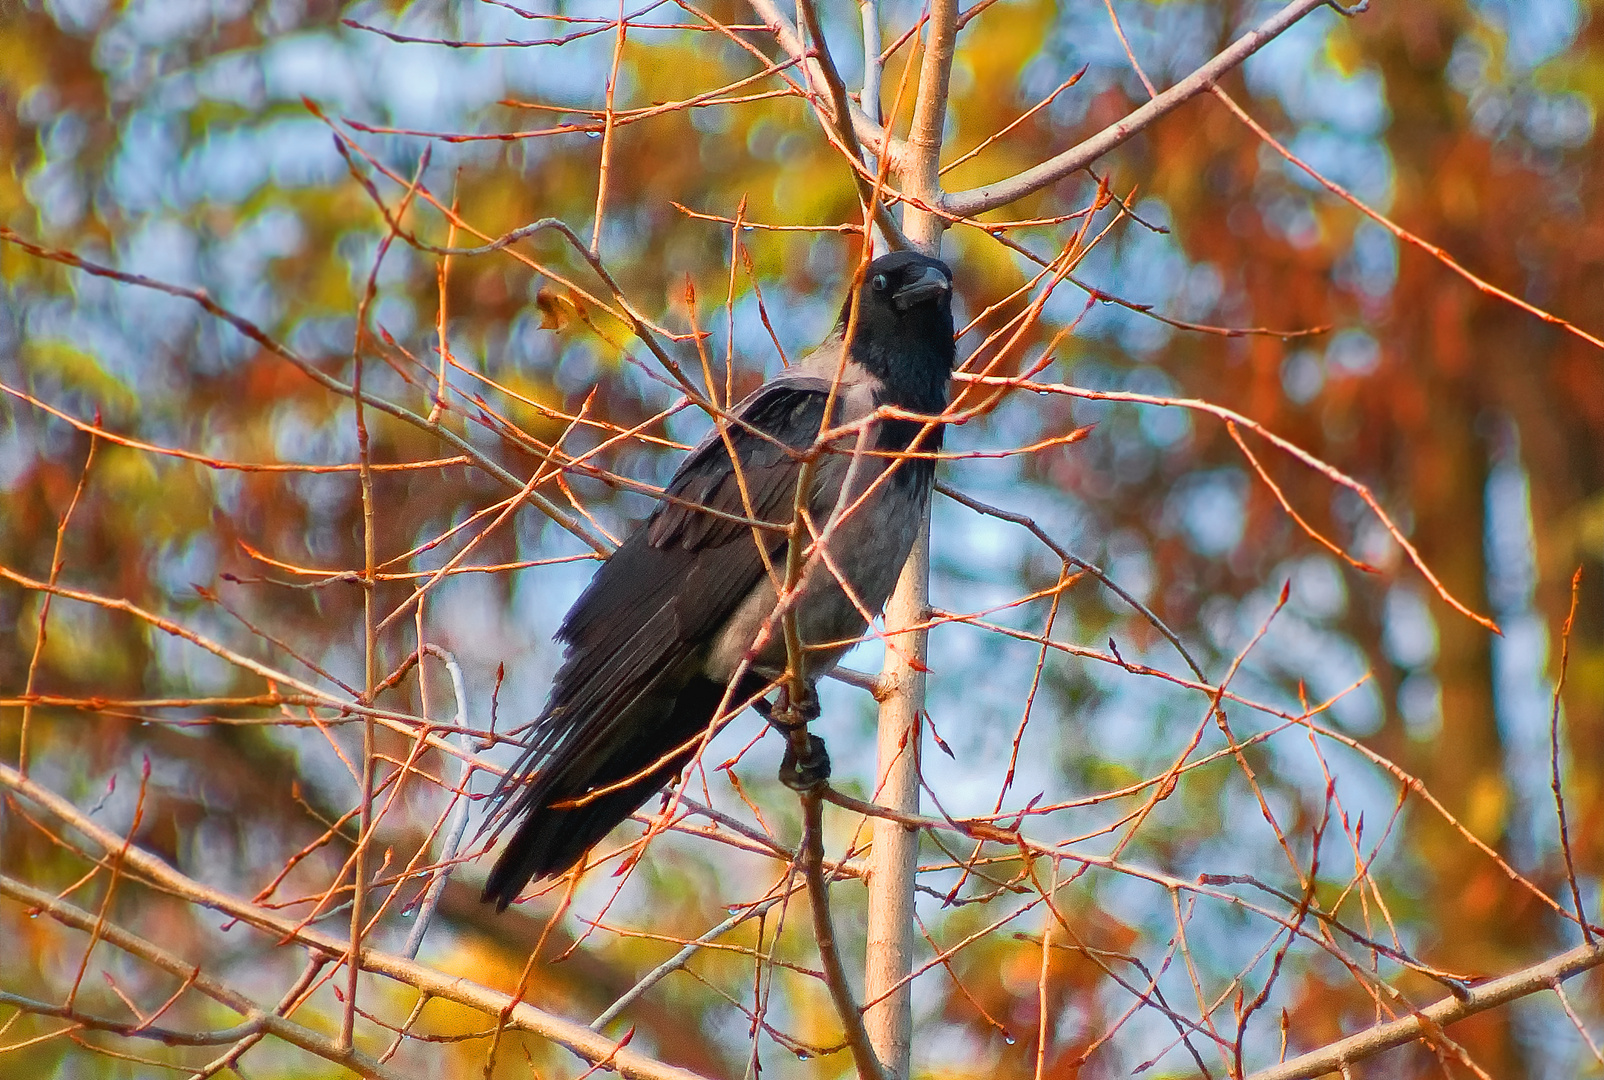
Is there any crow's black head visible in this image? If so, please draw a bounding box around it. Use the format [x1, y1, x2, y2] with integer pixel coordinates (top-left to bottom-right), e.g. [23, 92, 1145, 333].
[838, 250, 955, 413]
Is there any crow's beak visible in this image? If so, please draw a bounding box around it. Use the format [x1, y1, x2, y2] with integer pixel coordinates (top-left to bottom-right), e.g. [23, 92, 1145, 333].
[893, 265, 951, 310]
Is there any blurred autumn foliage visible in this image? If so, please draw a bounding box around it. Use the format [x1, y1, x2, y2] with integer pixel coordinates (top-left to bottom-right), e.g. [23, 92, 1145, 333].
[3, 1, 1604, 1078]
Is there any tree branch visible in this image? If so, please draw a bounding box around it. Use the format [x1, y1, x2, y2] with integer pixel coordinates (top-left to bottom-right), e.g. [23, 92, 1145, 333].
[0, 875, 407, 1080]
[859, 2, 956, 1073]
[0, 226, 611, 556]
[858, 0, 883, 143]
[590, 886, 799, 1031]
[0, 762, 714, 1080]
[901, 0, 957, 237]
[860, 520, 929, 1080]
[934, 479, 1205, 680]
[1245, 939, 1604, 1080]
[400, 645, 479, 960]
[743, 0, 906, 165]
[942, 0, 1336, 218]
[796, 0, 909, 248]
[801, 790, 890, 1080]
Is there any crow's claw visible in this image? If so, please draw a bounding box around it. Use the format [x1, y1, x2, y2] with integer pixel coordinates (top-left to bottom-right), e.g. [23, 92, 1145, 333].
[758, 684, 820, 733]
[779, 733, 831, 792]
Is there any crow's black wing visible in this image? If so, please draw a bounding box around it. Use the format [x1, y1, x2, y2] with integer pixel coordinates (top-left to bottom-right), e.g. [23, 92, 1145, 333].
[486, 375, 837, 832]
[560, 374, 836, 651]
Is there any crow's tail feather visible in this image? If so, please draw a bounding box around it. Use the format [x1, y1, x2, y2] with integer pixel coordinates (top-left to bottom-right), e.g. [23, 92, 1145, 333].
[480, 764, 671, 909]
[482, 674, 764, 910]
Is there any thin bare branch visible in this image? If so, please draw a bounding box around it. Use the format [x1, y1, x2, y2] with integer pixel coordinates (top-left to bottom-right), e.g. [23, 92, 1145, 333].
[1245, 941, 1604, 1080]
[801, 791, 890, 1080]
[943, 0, 1335, 217]
[0, 762, 716, 1080]
[743, 0, 905, 164]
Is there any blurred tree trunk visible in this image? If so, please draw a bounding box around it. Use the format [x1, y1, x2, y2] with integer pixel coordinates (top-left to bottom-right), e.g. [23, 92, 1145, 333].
[1358, 4, 1604, 1070]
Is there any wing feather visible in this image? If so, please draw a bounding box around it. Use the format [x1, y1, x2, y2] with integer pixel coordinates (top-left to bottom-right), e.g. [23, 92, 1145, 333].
[487, 378, 836, 823]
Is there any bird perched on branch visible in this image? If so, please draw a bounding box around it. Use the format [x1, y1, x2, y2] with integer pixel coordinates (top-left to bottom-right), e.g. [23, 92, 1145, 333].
[480, 250, 955, 909]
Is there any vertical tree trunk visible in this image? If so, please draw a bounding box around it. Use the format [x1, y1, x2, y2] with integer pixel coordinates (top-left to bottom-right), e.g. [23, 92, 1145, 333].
[862, 525, 928, 1075]
[863, 2, 955, 1069]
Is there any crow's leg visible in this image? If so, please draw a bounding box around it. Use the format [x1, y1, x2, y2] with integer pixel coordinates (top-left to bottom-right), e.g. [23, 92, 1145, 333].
[767, 682, 829, 791]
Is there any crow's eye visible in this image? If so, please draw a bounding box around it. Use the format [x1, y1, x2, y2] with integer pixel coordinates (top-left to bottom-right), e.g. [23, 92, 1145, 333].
[871, 273, 888, 291]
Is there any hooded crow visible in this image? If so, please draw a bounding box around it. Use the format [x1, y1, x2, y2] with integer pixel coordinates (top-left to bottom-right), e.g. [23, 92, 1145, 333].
[480, 251, 955, 909]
